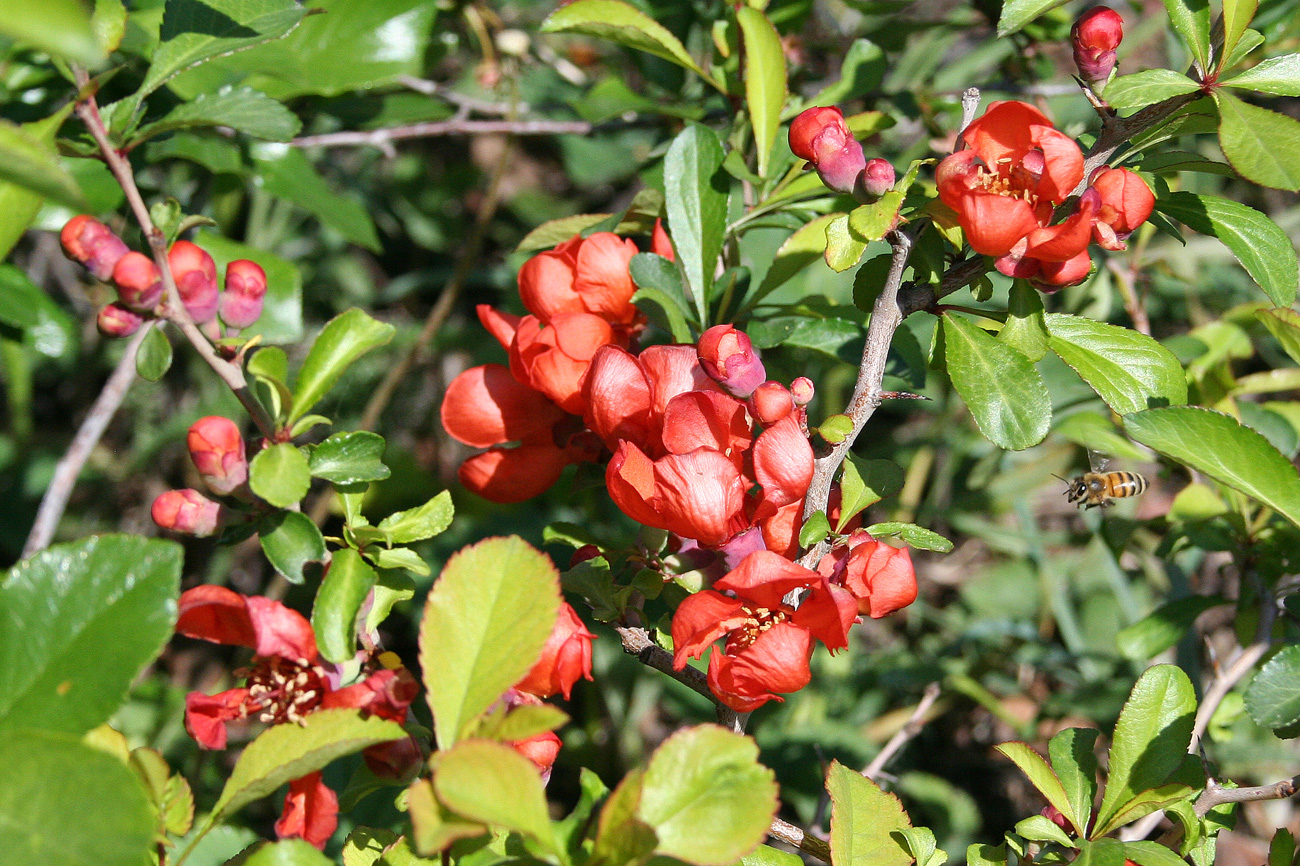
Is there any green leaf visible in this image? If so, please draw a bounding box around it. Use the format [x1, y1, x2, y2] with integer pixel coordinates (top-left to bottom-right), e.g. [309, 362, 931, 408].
[1268, 829, 1297, 866]
[632, 287, 695, 343]
[135, 325, 173, 382]
[369, 546, 429, 576]
[799, 510, 830, 547]
[253, 146, 381, 251]
[742, 845, 805, 866]
[1213, 90, 1300, 191]
[211, 709, 403, 822]
[1161, 0, 1211, 71]
[837, 456, 904, 531]
[541, 0, 712, 85]
[1221, 53, 1300, 96]
[1116, 596, 1227, 661]
[258, 511, 327, 584]
[863, 522, 954, 553]
[1045, 314, 1187, 414]
[630, 252, 695, 340]
[1104, 70, 1201, 110]
[375, 491, 453, 544]
[0, 118, 86, 211]
[735, 7, 785, 178]
[942, 314, 1051, 451]
[1015, 815, 1076, 847]
[137, 0, 308, 104]
[312, 548, 377, 663]
[1156, 191, 1298, 307]
[1257, 308, 1300, 366]
[996, 0, 1060, 35]
[420, 537, 559, 749]
[1094, 665, 1196, 835]
[0, 109, 75, 261]
[131, 86, 301, 145]
[93, 0, 128, 54]
[1049, 728, 1098, 839]
[663, 125, 727, 323]
[639, 725, 778, 866]
[848, 193, 904, 243]
[996, 742, 1080, 835]
[0, 0, 102, 65]
[1123, 839, 1193, 866]
[433, 740, 558, 852]
[242, 839, 335, 866]
[1220, 0, 1259, 68]
[594, 769, 656, 866]
[1072, 838, 1130, 866]
[0, 535, 180, 736]
[999, 282, 1048, 362]
[1053, 411, 1156, 463]
[516, 215, 611, 253]
[818, 414, 853, 444]
[1245, 644, 1300, 729]
[824, 213, 867, 273]
[0, 730, 154, 866]
[747, 214, 837, 310]
[0, 265, 46, 330]
[472, 703, 569, 743]
[291, 309, 394, 424]
[250, 442, 311, 508]
[1124, 406, 1300, 528]
[309, 431, 390, 485]
[827, 760, 912, 866]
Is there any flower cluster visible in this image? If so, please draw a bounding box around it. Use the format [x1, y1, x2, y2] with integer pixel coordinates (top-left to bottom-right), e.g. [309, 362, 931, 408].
[936, 100, 1154, 289]
[60, 216, 267, 337]
[151, 416, 249, 536]
[789, 106, 895, 198]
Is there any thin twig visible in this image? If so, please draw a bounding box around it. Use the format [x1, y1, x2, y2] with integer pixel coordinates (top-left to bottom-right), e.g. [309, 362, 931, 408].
[22, 322, 154, 557]
[613, 624, 717, 703]
[862, 682, 943, 780]
[395, 75, 523, 116]
[768, 817, 832, 863]
[292, 118, 594, 150]
[1195, 775, 1300, 816]
[72, 70, 276, 440]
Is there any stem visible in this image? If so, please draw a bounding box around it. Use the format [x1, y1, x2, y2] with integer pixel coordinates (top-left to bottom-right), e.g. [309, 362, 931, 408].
[861, 682, 943, 780]
[613, 624, 717, 703]
[71, 70, 277, 440]
[1195, 775, 1300, 816]
[292, 118, 595, 150]
[21, 322, 154, 558]
[768, 817, 832, 863]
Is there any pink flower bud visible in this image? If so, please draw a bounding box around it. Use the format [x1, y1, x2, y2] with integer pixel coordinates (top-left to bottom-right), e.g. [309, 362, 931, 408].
[187, 416, 248, 496]
[698, 324, 766, 398]
[860, 158, 896, 198]
[790, 377, 814, 406]
[220, 259, 268, 330]
[168, 241, 219, 324]
[60, 216, 129, 281]
[152, 489, 221, 537]
[97, 302, 143, 338]
[111, 251, 163, 312]
[1072, 6, 1123, 82]
[750, 381, 795, 425]
[789, 106, 867, 195]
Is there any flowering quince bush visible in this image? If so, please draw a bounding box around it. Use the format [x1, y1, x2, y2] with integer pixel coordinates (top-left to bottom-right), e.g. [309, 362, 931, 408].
[6, 1, 1300, 866]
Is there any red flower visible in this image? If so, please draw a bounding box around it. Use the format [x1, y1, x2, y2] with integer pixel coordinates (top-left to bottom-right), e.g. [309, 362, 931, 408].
[816, 531, 918, 618]
[583, 344, 718, 454]
[607, 442, 747, 546]
[672, 550, 858, 710]
[517, 232, 640, 325]
[187, 416, 247, 496]
[514, 602, 596, 700]
[789, 106, 867, 195]
[698, 324, 766, 398]
[936, 101, 1085, 258]
[1072, 6, 1124, 82]
[1087, 167, 1154, 250]
[275, 772, 338, 850]
[441, 364, 567, 449]
[512, 731, 563, 782]
[510, 312, 615, 415]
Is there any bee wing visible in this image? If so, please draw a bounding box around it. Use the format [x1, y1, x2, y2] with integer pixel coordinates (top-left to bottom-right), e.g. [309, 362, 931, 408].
[1087, 449, 1111, 473]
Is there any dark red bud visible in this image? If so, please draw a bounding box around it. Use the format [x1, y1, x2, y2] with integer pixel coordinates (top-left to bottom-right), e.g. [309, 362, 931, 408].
[97, 302, 144, 338]
[859, 158, 896, 197]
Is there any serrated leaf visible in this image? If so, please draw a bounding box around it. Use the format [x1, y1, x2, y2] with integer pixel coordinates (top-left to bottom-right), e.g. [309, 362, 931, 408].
[369, 546, 429, 576]
[1045, 314, 1187, 414]
[1049, 728, 1098, 839]
[1162, 0, 1211, 71]
[211, 709, 403, 822]
[630, 252, 695, 340]
[541, 0, 713, 85]
[131, 86, 301, 145]
[1156, 191, 1298, 307]
[375, 491, 453, 545]
[0, 535, 180, 736]
[1116, 596, 1227, 661]
[472, 703, 569, 743]
[799, 510, 830, 547]
[1257, 308, 1300, 366]
[996, 743, 1080, 834]
[1221, 53, 1300, 97]
[1094, 665, 1196, 835]
[827, 760, 912, 866]
[663, 125, 727, 323]
[824, 213, 867, 272]
[516, 215, 610, 252]
[1124, 406, 1300, 528]
[312, 548, 377, 663]
[1104, 70, 1200, 110]
[258, 510, 327, 585]
[847, 192, 903, 242]
[136, 325, 173, 382]
[837, 456, 903, 531]
[1214, 90, 1300, 191]
[420, 537, 559, 749]
[309, 431, 390, 485]
[1245, 644, 1300, 729]
[242, 838, 336, 865]
[999, 282, 1048, 362]
[1220, 0, 1258, 67]
[1015, 815, 1076, 847]
[1123, 839, 1193, 866]
[942, 314, 1051, 451]
[250, 442, 311, 508]
[291, 309, 395, 423]
[433, 740, 557, 851]
[863, 522, 954, 553]
[736, 7, 785, 178]
[747, 214, 837, 310]
[639, 725, 778, 866]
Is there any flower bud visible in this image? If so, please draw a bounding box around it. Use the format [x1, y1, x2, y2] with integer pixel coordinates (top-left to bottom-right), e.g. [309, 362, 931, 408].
[168, 241, 219, 324]
[60, 216, 129, 281]
[111, 251, 163, 312]
[152, 489, 221, 537]
[790, 377, 814, 406]
[187, 416, 248, 496]
[511, 731, 561, 782]
[698, 324, 766, 398]
[859, 158, 896, 198]
[513, 602, 595, 700]
[1087, 167, 1154, 250]
[750, 381, 794, 425]
[789, 106, 867, 195]
[220, 259, 268, 329]
[1072, 6, 1123, 82]
[97, 302, 143, 338]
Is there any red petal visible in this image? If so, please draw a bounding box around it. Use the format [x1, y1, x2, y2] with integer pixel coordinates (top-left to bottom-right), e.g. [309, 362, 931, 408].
[1023, 199, 1095, 262]
[459, 444, 569, 503]
[671, 590, 748, 668]
[753, 414, 813, 507]
[661, 390, 753, 460]
[651, 449, 747, 546]
[792, 582, 859, 651]
[440, 364, 566, 448]
[477, 305, 521, 351]
[574, 233, 638, 323]
[177, 585, 257, 648]
[715, 550, 820, 609]
[275, 772, 339, 850]
[246, 596, 318, 661]
[518, 245, 581, 321]
[956, 191, 1043, 257]
[583, 345, 653, 450]
[184, 688, 248, 749]
[606, 441, 666, 529]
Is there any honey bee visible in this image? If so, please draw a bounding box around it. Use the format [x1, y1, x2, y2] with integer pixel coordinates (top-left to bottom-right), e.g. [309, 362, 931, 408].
[1056, 453, 1148, 509]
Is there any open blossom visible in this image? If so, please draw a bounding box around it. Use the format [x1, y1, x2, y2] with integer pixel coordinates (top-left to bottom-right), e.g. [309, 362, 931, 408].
[816, 530, 918, 618]
[672, 550, 858, 711]
[514, 601, 596, 700]
[517, 232, 640, 326]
